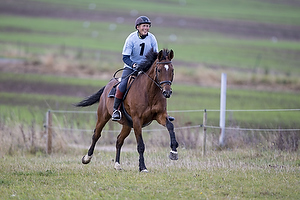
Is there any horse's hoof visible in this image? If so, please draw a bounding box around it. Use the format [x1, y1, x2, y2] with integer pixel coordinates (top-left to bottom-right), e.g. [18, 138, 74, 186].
[169, 150, 178, 160]
[114, 162, 122, 170]
[140, 169, 149, 173]
[82, 155, 92, 164]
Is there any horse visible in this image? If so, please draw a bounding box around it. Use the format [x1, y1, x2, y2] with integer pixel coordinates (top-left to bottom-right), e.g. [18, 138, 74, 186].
[75, 48, 178, 172]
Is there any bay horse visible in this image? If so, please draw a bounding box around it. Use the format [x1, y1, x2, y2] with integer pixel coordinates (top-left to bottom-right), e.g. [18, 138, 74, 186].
[75, 48, 178, 172]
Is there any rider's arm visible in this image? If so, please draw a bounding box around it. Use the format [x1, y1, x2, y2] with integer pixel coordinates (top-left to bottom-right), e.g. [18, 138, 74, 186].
[123, 55, 136, 68]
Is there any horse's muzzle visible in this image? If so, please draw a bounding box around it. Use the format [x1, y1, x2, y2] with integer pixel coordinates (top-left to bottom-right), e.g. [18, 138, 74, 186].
[160, 81, 173, 98]
[162, 89, 172, 98]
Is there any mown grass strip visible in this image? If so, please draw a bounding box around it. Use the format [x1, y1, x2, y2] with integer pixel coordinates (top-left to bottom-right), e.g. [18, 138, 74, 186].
[32, 0, 300, 25]
[1, 13, 300, 75]
[0, 72, 108, 87]
[1, 77, 300, 128]
[0, 149, 299, 199]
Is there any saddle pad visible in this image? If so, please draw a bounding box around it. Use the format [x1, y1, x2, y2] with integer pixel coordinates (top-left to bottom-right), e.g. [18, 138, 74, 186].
[108, 86, 116, 98]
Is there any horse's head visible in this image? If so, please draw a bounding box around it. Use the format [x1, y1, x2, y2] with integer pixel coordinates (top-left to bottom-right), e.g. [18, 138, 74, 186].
[156, 49, 174, 98]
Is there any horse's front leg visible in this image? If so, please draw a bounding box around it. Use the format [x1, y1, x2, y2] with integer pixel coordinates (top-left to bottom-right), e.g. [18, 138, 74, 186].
[166, 118, 179, 160]
[133, 123, 148, 172]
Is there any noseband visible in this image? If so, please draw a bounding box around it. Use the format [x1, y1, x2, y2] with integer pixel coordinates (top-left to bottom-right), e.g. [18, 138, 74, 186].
[155, 61, 173, 88]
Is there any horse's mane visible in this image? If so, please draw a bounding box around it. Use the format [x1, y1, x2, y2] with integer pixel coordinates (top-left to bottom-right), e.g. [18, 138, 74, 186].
[139, 48, 158, 72]
[139, 48, 172, 72]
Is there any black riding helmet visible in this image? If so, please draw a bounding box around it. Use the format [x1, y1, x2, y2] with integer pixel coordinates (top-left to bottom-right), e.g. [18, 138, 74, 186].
[135, 16, 151, 29]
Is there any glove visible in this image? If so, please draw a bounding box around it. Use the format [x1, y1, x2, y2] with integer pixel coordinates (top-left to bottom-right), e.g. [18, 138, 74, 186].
[133, 63, 141, 72]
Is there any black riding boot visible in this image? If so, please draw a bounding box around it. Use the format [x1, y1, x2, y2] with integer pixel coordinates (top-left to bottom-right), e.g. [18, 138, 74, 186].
[112, 97, 122, 121]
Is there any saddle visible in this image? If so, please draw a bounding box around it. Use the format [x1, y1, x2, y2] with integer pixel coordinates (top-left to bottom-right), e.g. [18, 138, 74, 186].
[108, 74, 150, 128]
[108, 75, 136, 99]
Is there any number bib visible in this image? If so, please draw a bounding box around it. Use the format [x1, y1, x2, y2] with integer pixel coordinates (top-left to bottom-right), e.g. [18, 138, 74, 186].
[122, 31, 158, 68]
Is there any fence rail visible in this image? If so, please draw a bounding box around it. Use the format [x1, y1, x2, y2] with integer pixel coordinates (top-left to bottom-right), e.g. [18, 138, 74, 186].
[45, 108, 300, 154]
[48, 108, 300, 132]
[50, 108, 300, 114]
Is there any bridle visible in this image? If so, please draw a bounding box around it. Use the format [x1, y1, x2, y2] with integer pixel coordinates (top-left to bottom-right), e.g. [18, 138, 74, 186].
[113, 60, 173, 91]
[142, 60, 173, 91]
[156, 61, 173, 87]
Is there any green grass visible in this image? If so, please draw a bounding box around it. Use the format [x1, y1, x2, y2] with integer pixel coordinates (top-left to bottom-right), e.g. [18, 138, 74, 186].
[0, 2, 299, 197]
[1, 72, 298, 157]
[2, 30, 299, 74]
[1, 72, 300, 129]
[32, 0, 300, 25]
[0, 72, 108, 87]
[0, 149, 299, 199]
[1, 0, 300, 76]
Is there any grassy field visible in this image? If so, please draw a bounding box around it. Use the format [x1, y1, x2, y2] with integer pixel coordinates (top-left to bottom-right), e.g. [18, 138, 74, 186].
[1, 0, 300, 79]
[1, 72, 299, 127]
[1, 0, 299, 144]
[1, 15, 300, 77]
[0, 71, 299, 158]
[0, 149, 299, 199]
[0, 73, 299, 142]
[1, 1, 300, 198]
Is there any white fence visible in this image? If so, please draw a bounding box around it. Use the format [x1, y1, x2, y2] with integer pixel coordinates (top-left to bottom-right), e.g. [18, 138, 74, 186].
[45, 108, 300, 154]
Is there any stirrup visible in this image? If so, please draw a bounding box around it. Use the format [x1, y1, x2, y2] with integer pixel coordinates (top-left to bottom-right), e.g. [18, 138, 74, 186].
[112, 110, 121, 121]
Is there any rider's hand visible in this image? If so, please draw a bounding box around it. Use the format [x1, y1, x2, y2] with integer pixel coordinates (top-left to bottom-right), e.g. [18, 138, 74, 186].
[133, 63, 141, 71]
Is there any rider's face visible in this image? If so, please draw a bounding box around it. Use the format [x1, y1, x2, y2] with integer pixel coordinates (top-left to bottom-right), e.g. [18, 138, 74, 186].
[137, 24, 150, 35]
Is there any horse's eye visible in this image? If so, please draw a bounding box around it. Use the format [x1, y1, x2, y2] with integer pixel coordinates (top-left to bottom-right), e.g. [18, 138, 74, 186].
[157, 69, 161, 73]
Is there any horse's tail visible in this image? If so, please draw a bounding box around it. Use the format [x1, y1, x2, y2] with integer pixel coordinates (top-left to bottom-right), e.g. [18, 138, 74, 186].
[74, 86, 105, 107]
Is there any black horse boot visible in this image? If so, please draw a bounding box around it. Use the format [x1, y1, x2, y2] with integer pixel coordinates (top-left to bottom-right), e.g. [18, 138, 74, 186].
[168, 115, 175, 121]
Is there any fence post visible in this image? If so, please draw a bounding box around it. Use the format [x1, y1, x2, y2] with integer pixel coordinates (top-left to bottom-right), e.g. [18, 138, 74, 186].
[219, 73, 227, 146]
[202, 109, 207, 157]
[46, 110, 52, 154]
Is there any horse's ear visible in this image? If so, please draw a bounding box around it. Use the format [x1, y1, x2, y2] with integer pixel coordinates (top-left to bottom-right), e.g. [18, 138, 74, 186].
[158, 50, 163, 61]
[168, 49, 174, 60]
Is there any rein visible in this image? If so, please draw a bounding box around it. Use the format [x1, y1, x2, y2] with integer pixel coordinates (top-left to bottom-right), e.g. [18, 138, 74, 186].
[113, 68, 136, 81]
[113, 60, 173, 91]
[141, 71, 163, 90]
[142, 60, 173, 91]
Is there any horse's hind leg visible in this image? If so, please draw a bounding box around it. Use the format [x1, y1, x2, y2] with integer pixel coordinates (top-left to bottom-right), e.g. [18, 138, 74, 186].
[82, 118, 109, 164]
[114, 125, 131, 170]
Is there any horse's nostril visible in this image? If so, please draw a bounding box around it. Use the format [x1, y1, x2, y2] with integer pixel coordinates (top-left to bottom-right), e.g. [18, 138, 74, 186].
[163, 90, 172, 98]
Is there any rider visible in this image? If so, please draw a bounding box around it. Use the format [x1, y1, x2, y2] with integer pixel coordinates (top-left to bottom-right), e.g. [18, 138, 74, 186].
[112, 16, 158, 121]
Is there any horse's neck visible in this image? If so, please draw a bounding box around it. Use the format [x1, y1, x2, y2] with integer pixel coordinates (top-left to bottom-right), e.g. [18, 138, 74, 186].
[143, 66, 159, 91]
[132, 66, 159, 99]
